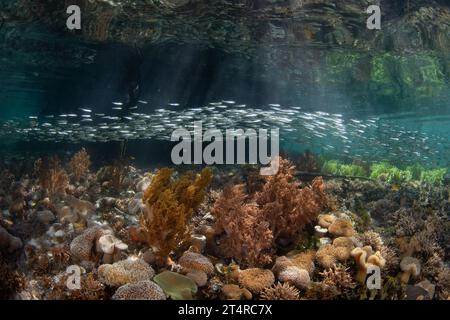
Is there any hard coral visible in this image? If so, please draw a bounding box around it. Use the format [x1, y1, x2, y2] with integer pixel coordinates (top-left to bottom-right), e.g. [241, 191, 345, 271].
[70, 226, 103, 261]
[98, 258, 155, 287]
[178, 251, 214, 275]
[112, 281, 166, 300]
[140, 168, 212, 263]
[260, 282, 300, 300]
[238, 268, 275, 294]
[69, 148, 91, 183]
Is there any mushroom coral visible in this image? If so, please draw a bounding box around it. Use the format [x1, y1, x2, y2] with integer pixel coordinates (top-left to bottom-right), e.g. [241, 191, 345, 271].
[140, 168, 212, 263]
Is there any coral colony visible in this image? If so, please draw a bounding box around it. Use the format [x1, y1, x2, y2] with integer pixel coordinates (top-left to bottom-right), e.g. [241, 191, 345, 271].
[1, 148, 449, 300]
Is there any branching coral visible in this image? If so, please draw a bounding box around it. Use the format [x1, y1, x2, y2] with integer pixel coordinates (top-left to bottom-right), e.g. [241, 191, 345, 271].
[34, 156, 69, 196]
[69, 148, 91, 182]
[140, 168, 212, 263]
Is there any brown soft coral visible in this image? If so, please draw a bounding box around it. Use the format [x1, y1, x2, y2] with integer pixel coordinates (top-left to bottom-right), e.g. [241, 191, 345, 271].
[35, 156, 69, 196]
[255, 158, 326, 242]
[212, 158, 326, 267]
[69, 148, 91, 183]
[140, 168, 212, 263]
[212, 184, 274, 267]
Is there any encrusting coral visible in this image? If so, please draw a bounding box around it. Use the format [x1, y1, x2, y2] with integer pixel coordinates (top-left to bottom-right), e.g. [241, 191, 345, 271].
[69, 148, 91, 183]
[140, 167, 212, 264]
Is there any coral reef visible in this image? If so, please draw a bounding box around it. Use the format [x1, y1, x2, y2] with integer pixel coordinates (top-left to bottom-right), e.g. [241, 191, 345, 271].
[212, 184, 274, 267]
[0, 154, 448, 300]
